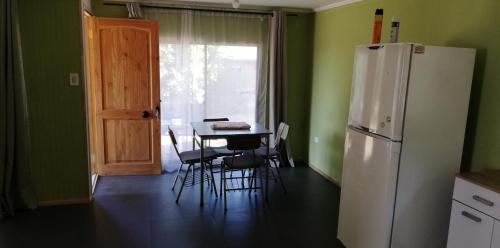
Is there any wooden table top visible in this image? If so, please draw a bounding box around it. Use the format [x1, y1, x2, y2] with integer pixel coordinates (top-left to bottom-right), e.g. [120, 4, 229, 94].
[458, 170, 500, 194]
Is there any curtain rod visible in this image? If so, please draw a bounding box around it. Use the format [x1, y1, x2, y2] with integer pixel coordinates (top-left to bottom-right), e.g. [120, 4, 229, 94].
[104, 2, 275, 16]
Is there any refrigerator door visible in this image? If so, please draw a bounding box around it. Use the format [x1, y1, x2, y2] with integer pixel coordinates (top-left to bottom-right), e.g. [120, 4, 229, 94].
[348, 43, 412, 141]
[338, 127, 401, 248]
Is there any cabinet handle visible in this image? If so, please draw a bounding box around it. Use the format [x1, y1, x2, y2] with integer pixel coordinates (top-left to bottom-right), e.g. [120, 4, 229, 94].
[461, 211, 482, 223]
[472, 195, 494, 207]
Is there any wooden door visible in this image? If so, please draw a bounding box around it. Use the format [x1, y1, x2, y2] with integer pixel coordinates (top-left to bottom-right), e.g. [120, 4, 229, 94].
[83, 12, 99, 187]
[92, 17, 161, 176]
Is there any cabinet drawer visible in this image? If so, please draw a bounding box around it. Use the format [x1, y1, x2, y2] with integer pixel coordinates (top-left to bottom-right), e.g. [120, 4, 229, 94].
[453, 177, 500, 219]
[493, 220, 500, 248]
[447, 201, 494, 248]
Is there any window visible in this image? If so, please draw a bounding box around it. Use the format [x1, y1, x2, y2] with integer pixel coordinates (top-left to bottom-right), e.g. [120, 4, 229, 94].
[160, 44, 259, 169]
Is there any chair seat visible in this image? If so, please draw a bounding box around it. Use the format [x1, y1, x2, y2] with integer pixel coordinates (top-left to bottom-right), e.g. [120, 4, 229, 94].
[254, 146, 279, 157]
[223, 155, 265, 169]
[179, 148, 218, 164]
[212, 146, 235, 156]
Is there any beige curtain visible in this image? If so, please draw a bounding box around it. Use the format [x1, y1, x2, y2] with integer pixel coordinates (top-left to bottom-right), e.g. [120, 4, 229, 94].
[143, 7, 271, 171]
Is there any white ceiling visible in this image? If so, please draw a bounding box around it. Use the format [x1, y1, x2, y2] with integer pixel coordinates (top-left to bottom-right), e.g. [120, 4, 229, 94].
[172, 0, 348, 10]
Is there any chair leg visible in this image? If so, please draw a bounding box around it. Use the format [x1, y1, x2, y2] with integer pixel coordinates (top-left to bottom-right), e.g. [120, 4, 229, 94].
[220, 162, 224, 200]
[171, 162, 184, 191]
[255, 168, 259, 192]
[206, 161, 212, 190]
[223, 167, 227, 212]
[176, 164, 192, 204]
[210, 161, 218, 198]
[206, 168, 211, 188]
[229, 170, 235, 190]
[191, 165, 195, 185]
[241, 169, 246, 190]
[248, 169, 255, 196]
[272, 159, 287, 194]
[247, 168, 253, 184]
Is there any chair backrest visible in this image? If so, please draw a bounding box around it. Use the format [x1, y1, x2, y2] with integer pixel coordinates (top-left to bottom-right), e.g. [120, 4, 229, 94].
[273, 122, 285, 148]
[203, 118, 230, 146]
[280, 123, 290, 141]
[167, 127, 182, 158]
[203, 118, 229, 122]
[226, 135, 261, 151]
[276, 122, 290, 152]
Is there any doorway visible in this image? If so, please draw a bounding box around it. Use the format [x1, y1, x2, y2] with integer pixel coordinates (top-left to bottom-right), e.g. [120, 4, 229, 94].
[83, 15, 162, 178]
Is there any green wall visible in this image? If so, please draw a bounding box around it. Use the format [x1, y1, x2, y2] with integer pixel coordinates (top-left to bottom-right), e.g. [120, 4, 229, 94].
[17, 0, 90, 202]
[92, 0, 128, 17]
[286, 13, 314, 164]
[310, 0, 500, 182]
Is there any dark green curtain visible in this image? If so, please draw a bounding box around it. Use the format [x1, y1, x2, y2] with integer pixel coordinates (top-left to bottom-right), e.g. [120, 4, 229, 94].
[270, 11, 293, 167]
[0, 0, 37, 219]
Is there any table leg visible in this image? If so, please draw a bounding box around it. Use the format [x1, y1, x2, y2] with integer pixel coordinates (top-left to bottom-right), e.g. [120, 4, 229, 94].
[265, 134, 269, 202]
[200, 138, 205, 207]
[192, 129, 196, 150]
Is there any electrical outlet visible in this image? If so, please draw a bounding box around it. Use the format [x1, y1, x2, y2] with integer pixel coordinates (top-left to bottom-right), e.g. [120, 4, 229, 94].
[69, 73, 79, 86]
[314, 137, 320, 144]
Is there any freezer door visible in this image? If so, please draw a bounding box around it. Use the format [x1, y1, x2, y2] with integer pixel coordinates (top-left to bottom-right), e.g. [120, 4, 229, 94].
[348, 43, 412, 141]
[338, 127, 402, 248]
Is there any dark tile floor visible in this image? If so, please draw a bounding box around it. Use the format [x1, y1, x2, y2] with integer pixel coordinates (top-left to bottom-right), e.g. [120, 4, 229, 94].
[0, 167, 344, 248]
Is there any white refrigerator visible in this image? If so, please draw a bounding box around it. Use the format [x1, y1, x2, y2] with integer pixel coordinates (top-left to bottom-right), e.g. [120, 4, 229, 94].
[337, 43, 476, 248]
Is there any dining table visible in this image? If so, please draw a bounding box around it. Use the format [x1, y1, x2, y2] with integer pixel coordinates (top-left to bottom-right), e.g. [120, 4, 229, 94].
[191, 121, 272, 206]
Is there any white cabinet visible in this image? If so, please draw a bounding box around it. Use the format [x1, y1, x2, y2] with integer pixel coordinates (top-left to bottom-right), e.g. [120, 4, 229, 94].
[447, 201, 494, 248]
[453, 177, 500, 218]
[447, 174, 500, 248]
[493, 221, 500, 248]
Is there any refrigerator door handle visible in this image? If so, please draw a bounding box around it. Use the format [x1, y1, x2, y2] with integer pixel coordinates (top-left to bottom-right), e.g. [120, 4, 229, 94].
[349, 125, 394, 142]
[358, 126, 371, 133]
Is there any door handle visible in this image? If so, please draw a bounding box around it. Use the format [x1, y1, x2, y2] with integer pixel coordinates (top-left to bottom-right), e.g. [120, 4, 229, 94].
[461, 211, 482, 223]
[473, 195, 494, 207]
[141, 111, 150, 118]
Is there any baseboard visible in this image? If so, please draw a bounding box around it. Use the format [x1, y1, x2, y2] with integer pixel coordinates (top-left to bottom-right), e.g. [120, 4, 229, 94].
[38, 197, 92, 207]
[308, 163, 341, 187]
